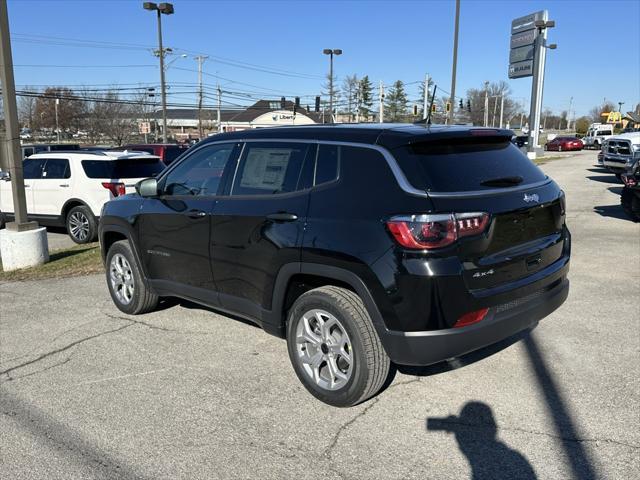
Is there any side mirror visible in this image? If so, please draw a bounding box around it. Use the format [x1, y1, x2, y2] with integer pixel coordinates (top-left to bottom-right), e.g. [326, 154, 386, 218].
[0, 171, 10, 181]
[136, 177, 158, 197]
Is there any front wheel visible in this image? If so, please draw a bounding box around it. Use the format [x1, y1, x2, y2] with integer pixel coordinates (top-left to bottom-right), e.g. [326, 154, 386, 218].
[106, 240, 159, 314]
[286, 286, 391, 407]
[66, 205, 97, 244]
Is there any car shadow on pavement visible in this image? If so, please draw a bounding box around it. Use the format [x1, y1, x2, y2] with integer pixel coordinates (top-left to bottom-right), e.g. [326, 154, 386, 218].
[586, 175, 620, 184]
[607, 186, 624, 195]
[49, 247, 95, 262]
[426, 401, 538, 479]
[0, 390, 153, 479]
[593, 204, 630, 221]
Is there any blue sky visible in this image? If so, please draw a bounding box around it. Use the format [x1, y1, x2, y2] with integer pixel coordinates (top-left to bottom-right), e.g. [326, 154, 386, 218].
[6, 0, 640, 117]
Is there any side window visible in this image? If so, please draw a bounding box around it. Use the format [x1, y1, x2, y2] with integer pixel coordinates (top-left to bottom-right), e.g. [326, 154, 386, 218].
[162, 143, 236, 196]
[42, 159, 70, 179]
[315, 144, 340, 185]
[22, 159, 46, 179]
[23, 147, 35, 157]
[231, 142, 311, 196]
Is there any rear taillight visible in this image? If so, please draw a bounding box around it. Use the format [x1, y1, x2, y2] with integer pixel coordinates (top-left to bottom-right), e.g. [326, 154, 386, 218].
[454, 308, 489, 328]
[102, 182, 126, 197]
[386, 212, 489, 250]
[622, 175, 637, 187]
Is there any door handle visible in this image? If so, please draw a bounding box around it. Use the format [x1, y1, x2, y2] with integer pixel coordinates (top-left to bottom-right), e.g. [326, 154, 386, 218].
[186, 209, 207, 219]
[267, 212, 298, 222]
[59, 184, 69, 187]
[24, 184, 30, 188]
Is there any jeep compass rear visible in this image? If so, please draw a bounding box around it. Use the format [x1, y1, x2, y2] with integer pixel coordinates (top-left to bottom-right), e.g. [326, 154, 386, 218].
[99, 124, 570, 407]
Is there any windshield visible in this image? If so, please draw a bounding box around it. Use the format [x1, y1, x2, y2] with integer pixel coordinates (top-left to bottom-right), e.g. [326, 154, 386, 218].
[81, 158, 165, 179]
[392, 137, 547, 192]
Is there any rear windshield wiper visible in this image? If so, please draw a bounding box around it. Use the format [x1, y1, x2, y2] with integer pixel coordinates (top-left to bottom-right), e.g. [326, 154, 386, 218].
[480, 176, 524, 187]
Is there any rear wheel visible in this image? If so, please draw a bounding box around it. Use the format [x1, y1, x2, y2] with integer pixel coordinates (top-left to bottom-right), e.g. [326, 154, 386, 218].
[66, 205, 97, 244]
[106, 240, 159, 314]
[286, 286, 391, 407]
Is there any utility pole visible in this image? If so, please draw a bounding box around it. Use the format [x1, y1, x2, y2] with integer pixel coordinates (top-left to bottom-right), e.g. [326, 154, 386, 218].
[567, 96, 573, 130]
[448, 0, 460, 125]
[379, 81, 384, 123]
[483, 81, 489, 127]
[355, 88, 360, 123]
[492, 96, 498, 127]
[0, 0, 32, 229]
[499, 95, 504, 128]
[55, 98, 60, 142]
[195, 55, 208, 139]
[423, 73, 430, 120]
[216, 83, 222, 133]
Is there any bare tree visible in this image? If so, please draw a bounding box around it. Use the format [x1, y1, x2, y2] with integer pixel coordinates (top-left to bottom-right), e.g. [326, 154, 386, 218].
[341, 74, 359, 121]
[17, 87, 37, 128]
[589, 102, 616, 123]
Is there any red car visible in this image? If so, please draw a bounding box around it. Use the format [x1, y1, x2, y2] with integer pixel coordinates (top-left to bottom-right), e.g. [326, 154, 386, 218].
[545, 136, 584, 152]
[119, 144, 189, 165]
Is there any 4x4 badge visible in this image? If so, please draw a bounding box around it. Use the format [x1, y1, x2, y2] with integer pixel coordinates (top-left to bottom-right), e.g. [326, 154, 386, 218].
[523, 193, 539, 203]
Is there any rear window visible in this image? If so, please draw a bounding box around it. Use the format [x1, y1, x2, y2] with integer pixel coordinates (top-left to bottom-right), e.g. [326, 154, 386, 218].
[81, 158, 165, 179]
[392, 137, 547, 192]
[163, 147, 187, 164]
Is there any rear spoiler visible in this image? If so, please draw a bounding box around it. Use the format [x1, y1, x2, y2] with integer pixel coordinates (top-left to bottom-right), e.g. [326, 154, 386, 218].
[377, 128, 515, 150]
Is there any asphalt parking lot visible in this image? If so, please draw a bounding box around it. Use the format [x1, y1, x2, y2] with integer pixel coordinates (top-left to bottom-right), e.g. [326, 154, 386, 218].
[1, 149, 638, 480]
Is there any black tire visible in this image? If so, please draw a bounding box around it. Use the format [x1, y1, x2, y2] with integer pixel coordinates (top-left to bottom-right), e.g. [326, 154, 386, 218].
[66, 205, 97, 244]
[105, 240, 159, 314]
[621, 188, 640, 222]
[286, 286, 391, 407]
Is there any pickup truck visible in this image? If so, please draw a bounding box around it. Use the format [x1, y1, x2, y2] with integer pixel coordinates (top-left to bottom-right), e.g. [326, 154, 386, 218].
[602, 132, 640, 176]
[583, 123, 614, 150]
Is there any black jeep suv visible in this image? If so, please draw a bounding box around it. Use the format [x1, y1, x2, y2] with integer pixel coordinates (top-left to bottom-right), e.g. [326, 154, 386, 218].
[99, 124, 570, 407]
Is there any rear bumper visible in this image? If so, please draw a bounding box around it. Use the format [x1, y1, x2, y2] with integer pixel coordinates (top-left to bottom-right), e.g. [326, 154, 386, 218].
[378, 275, 569, 366]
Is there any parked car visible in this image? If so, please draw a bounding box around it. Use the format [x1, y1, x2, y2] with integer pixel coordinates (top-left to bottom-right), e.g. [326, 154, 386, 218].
[118, 143, 189, 165]
[99, 125, 570, 407]
[601, 132, 640, 176]
[511, 135, 529, 149]
[21, 143, 80, 158]
[0, 151, 165, 243]
[544, 136, 584, 152]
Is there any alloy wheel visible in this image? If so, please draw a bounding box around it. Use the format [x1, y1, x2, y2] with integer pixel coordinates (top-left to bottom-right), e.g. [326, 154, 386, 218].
[109, 253, 134, 305]
[69, 211, 90, 241]
[294, 309, 353, 391]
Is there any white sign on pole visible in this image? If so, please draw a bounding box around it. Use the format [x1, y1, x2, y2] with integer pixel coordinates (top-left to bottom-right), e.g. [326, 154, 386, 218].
[138, 122, 151, 134]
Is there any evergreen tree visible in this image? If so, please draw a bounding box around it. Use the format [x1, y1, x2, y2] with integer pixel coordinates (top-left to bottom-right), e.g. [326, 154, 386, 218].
[384, 80, 408, 122]
[358, 76, 373, 119]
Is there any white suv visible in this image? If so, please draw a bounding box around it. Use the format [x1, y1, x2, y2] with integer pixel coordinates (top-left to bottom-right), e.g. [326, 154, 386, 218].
[0, 151, 165, 243]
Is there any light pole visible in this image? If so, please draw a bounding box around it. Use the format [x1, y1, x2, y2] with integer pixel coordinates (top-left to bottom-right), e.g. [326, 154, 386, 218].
[448, 0, 460, 125]
[143, 2, 174, 143]
[323, 48, 342, 123]
[54, 98, 60, 142]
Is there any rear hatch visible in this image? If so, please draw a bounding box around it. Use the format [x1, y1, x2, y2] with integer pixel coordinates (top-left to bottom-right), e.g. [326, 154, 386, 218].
[81, 157, 166, 196]
[388, 129, 566, 292]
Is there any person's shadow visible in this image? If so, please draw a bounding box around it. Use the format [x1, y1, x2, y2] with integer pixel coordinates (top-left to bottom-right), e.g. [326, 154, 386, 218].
[427, 402, 537, 479]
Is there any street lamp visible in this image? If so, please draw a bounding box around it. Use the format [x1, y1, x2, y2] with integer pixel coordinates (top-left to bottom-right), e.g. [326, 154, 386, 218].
[323, 48, 342, 122]
[143, 2, 174, 143]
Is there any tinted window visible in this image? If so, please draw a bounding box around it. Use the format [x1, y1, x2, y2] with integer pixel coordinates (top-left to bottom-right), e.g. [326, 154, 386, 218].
[23, 147, 35, 157]
[81, 158, 165, 179]
[162, 143, 235, 196]
[23, 159, 46, 179]
[42, 159, 70, 179]
[163, 146, 187, 164]
[315, 144, 340, 185]
[231, 142, 311, 196]
[49, 144, 79, 151]
[392, 137, 547, 192]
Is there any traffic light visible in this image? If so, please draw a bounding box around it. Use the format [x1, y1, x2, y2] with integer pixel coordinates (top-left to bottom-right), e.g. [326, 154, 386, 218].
[459, 99, 463, 109]
[315, 96, 320, 112]
[413, 104, 418, 116]
[431, 103, 437, 113]
[281, 96, 286, 109]
[445, 102, 451, 113]
[295, 96, 300, 108]
[467, 100, 471, 112]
